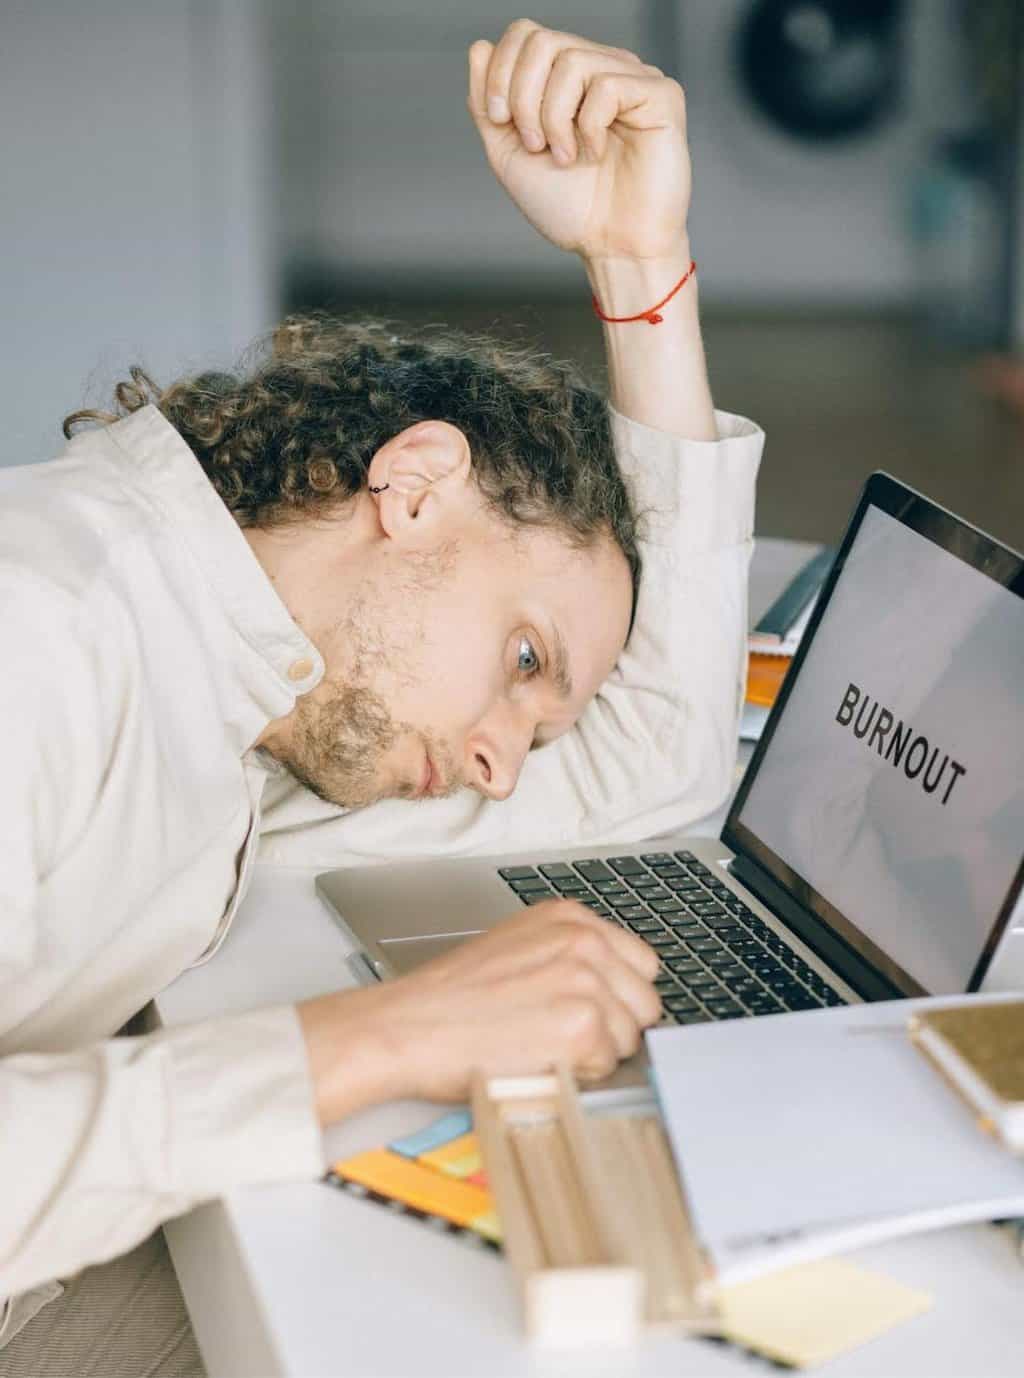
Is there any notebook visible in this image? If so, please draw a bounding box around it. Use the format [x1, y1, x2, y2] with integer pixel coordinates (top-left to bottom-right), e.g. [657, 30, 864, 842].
[646, 994, 1024, 1284]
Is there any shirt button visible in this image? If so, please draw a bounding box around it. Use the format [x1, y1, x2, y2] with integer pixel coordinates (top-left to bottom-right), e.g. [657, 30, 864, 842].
[287, 657, 315, 682]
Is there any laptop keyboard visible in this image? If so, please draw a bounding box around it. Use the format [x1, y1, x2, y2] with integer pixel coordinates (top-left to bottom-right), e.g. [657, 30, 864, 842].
[499, 850, 845, 1025]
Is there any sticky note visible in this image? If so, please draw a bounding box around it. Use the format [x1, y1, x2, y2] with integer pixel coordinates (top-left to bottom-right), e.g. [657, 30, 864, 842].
[418, 1133, 482, 1178]
[335, 1150, 492, 1229]
[718, 1258, 932, 1368]
[388, 1111, 473, 1159]
[467, 1209, 503, 1244]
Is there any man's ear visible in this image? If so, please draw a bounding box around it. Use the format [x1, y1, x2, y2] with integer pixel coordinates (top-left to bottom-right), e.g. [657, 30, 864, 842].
[366, 420, 474, 542]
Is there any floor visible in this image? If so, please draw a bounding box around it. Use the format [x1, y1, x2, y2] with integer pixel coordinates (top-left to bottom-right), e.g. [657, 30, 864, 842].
[290, 288, 1024, 551]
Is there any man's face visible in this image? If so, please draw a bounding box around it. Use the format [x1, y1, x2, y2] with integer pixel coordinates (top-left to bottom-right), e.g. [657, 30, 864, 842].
[275, 512, 633, 811]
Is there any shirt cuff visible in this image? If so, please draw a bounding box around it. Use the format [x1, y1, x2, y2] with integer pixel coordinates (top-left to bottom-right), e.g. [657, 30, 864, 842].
[608, 403, 764, 554]
[166, 1005, 324, 1194]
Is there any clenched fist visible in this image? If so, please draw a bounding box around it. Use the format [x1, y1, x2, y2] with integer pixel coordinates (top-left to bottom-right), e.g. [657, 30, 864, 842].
[466, 17, 691, 263]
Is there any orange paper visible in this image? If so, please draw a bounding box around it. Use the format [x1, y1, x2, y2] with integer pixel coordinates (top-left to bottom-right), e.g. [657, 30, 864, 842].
[746, 652, 792, 708]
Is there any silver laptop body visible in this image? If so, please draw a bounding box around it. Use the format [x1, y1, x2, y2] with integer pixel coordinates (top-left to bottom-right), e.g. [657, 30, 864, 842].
[316, 474, 1024, 1092]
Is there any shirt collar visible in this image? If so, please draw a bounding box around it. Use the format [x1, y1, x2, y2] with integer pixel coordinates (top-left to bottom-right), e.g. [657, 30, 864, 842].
[101, 404, 325, 750]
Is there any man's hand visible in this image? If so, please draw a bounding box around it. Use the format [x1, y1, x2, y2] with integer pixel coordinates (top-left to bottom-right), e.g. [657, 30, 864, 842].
[297, 900, 661, 1124]
[466, 18, 690, 263]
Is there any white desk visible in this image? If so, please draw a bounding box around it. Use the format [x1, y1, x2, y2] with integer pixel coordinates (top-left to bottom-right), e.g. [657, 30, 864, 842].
[156, 541, 1024, 1377]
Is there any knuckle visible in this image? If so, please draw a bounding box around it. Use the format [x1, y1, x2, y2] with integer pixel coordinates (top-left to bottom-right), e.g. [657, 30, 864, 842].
[568, 928, 606, 964]
[521, 24, 552, 52]
[568, 963, 601, 997]
[557, 996, 603, 1049]
[553, 46, 586, 73]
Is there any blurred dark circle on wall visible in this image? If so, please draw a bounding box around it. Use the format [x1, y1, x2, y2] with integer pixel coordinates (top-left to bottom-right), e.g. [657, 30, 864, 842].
[736, 0, 904, 143]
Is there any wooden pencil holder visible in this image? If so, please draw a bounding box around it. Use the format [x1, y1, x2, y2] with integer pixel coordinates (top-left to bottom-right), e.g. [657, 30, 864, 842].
[471, 1065, 720, 1348]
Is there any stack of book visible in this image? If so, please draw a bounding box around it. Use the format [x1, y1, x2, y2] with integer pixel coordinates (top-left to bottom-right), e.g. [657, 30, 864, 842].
[742, 546, 835, 741]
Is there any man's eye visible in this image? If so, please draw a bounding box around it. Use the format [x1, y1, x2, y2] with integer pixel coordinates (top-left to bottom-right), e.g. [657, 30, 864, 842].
[517, 635, 541, 677]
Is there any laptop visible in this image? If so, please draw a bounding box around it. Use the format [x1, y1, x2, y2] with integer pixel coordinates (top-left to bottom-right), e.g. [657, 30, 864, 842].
[316, 473, 1024, 1089]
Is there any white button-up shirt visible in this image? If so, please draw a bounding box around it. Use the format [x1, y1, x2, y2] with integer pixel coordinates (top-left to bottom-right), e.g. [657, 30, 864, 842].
[0, 399, 762, 1324]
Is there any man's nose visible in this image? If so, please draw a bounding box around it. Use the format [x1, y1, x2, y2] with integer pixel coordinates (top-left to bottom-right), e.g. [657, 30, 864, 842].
[468, 708, 534, 801]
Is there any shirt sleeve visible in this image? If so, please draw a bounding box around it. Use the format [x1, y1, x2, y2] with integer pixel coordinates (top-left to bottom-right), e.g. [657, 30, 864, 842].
[0, 1008, 323, 1302]
[256, 405, 764, 866]
[0, 578, 324, 1308]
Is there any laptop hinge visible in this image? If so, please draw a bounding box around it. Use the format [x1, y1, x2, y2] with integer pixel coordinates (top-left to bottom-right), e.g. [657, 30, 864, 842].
[729, 854, 904, 1003]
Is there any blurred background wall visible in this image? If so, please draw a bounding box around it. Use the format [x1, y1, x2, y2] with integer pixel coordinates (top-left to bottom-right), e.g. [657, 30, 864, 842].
[3, 0, 1022, 544]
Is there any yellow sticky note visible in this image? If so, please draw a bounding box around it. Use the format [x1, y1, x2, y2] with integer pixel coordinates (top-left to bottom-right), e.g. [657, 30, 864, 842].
[335, 1150, 493, 1229]
[718, 1258, 932, 1369]
[468, 1209, 503, 1244]
[418, 1132, 481, 1176]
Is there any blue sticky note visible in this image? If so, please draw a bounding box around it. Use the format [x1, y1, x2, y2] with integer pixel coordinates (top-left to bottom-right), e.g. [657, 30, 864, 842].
[389, 1110, 473, 1160]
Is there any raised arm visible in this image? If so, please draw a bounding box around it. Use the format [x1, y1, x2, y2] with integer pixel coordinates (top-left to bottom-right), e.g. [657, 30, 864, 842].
[259, 21, 762, 866]
[468, 18, 716, 440]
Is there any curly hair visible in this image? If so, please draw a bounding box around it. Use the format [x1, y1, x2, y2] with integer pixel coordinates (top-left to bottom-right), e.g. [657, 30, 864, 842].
[64, 312, 641, 626]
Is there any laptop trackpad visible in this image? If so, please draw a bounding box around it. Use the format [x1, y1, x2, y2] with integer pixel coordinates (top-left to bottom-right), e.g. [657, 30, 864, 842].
[378, 933, 480, 975]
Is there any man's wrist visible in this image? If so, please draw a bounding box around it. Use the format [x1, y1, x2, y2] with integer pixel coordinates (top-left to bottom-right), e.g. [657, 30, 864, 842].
[583, 238, 694, 320]
[296, 989, 407, 1127]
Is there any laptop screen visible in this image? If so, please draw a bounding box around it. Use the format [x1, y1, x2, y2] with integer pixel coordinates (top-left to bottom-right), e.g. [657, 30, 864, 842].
[725, 477, 1024, 997]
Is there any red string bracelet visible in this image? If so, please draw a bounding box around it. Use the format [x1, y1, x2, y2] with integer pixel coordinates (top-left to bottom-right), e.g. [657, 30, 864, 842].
[591, 258, 697, 325]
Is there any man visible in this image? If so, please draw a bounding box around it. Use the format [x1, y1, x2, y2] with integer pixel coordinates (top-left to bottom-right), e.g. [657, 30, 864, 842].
[0, 19, 762, 1353]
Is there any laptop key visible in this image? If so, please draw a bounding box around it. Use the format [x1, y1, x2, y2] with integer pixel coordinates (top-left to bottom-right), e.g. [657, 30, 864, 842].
[666, 957, 703, 976]
[656, 943, 688, 962]
[520, 890, 555, 904]
[686, 938, 724, 954]
[663, 915, 703, 931]
[705, 999, 744, 1018]
[593, 879, 629, 895]
[664, 996, 701, 1016]
[675, 1010, 712, 1025]
[641, 853, 675, 866]
[573, 859, 614, 882]
[647, 933, 678, 949]
[652, 867, 687, 881]
[632, 885, 669, 900]
[499, 866, 539, 880]
[608, 893, 642, 909]
[650, 898, 685, 914]
[539, 863, 577, 880]
[548, 873, 588, 890]
[785, 990, 822, 1011]
[626, 918, 662, 934]
[747, 993, 784, 1014]
[508, 876, 552, 892]
[691, 901, 726, 917]
[691, 981, 726, 999]
[609, 856, 649, 876]
[664, 878, 706, 895]
[618, 905, 649, 920]
[706, 954, 742, 972]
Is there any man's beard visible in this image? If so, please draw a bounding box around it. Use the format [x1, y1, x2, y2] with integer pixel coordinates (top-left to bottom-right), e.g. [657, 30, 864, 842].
[281, 677, 406, 809]
[268, 548, 460, 809]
